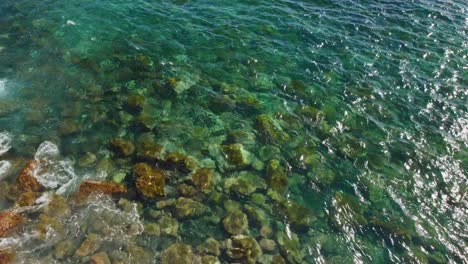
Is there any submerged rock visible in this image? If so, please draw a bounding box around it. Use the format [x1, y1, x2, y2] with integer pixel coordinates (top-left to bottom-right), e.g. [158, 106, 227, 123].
[222, 144, 252, 168]
[90, 252, 111, 264]
[0, 210, 24, 237]
[223, 210, 249, 235]
[15, 191, 41, 207]
[110, 138, 135, 156]
[266, 159, 288, 194]
[54, 239, 75, 260]
[76, 181, 127, 199]
[276, 231, 303, 263]
[136, 136, 164, 161]
[164, 152, 198, 172]
[173, 197, 207, 219]
[134, 163, 166, 198]
[17, 160, 43, 192]
[0, 249, 15, 263]
[126, 93, 145, 111]
[75, 234, 102, 257]
[78, 152, 97, 167]
[36, 214, 65, 240]
[159, 215, 179, 237]
[192, 168, 215, 193]
[255, 114, 290, 144]
[196, 238, 221, 256]
[281, 201, 315, 231]
[224, 171, 266, 196]
[58, 119, 81, 136]
[161, 243, 194, 264]
[42, 194, 70, 218]
[225, 235, 262, 264]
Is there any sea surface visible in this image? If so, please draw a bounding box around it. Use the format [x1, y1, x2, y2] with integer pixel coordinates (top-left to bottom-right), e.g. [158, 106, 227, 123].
[0, 0, 466, 263]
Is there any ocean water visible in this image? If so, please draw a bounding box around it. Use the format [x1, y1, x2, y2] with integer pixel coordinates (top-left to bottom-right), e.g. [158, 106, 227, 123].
[0, 0, 466, 263]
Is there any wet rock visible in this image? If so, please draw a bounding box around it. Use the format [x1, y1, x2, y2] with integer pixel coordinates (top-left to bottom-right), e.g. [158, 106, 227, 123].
[126, 244, 153, 264]
[266, 159, 288, 193]
[244, 204, 268, 226]
[161, 243, 194, 264]
[260, 226, 272, 238]
[78, 152, 97, 167]
[222, 144, 252, 168]
[223, 210, 249, 235]
[173, 197, 207, 219]
[225, 235, 262, 264]
[177, 183, 198, 197]
[255, 114, 290, 144]
[90, 252, 111, 264]
[75, 234, 102, 257]
[15, 191, 41, 207]
[236, 95, 264, 113]
[0, 100, 20, 117]
[159, 215, 179, 237]
[112, 171, 127, 184]
[54, 239, 75, 259]
[0, 249, 15, 263]
[144, 222, 161, 236]
[134, 163, 166, 198]
[276, 231, 303, 263]
[110, 138, 135, 156]
[17, 160, 43, 192]
[272, 255, 286, 264]
[42, 194, 70, 218]
[201, 255, 220, 264]
[164, 152, 198, 172]
[330, 192, 367, 229]
[192, 168, 214, 193]
[259, 239, 276, 252]
[208, 94, 236, 113]
[126, 93, 145, 111]
[196, 238, 221, 256]
[0, 210, 24, 237]
[76, 181, 127, 199]
[281, 201, 315, 231]
[58, 119, 81, 135]
[36, 214, 65, 240]
[224, 171, 266, 196]
[136, 134, 164, 161]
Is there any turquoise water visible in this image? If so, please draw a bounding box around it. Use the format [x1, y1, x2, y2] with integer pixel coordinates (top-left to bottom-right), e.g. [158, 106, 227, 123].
[0, 0, 466, 263]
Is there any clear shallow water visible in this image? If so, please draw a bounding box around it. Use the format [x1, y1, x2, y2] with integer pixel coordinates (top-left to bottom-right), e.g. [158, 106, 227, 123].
[0, 0, 467, 263]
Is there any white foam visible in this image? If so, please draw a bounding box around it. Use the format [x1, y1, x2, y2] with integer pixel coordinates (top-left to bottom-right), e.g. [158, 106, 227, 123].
[0, 160, 12, 180]
[0, 79, 6, 95]
[0, 131, 12, 156]
[33, 141, 76, 191]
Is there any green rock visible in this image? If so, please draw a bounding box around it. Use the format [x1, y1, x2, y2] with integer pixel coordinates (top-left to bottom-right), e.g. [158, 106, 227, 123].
[159, 215, 179, 237]
[223, 210, 249, 235]
[266, 159, 288, 193]
[222, 144, 252, 168]
[224, 172, 265, 196]
[276, 231, 303, 263]
[112, 171, 126, 184]
[173, 197, 207, 219]
[196, 238, 221, 256]
[226, 235, 262, 264]
[110, 138, 135, 156]
[192, 168, 215, 193]
[161, 243, 194, 264]
[255, 114, 290, 144]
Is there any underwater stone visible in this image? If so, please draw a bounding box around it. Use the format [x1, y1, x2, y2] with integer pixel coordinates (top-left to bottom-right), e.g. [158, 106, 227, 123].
[281, 201, 315, 231]
[90, 252, 111, 264]
[58, 119, 81, 136]
[0, 210, 24, 237]
[177, 183, 198, 197]
[134, 163, 166, 198]
[110, 138, 135, 156]
[78, 152, 97, 167]
[159, 215, 179, 237]
[54, 239, 75, 260]
[223, 210, 249, 235]
[17, 160, 43, 192]
[42, 194, 70, 218]
[196, 238, 221, 256]
[208, 94, 236, 113]
[259, 238, 277, 252]
[255, 114, 290, 144]
[201, 255, 220, 264]
[0, 249, 15, 263]
[164, 152, 198, 172]
[266, 159, 288, 194]
[161, 243, 194, 264]
[225, 235, 262, 264]
[75, 234, 102, 257]
[224, 171, 266, 196]
[276, 231, 303, 263]
[331, 192, 367, 229]
[36, 214, 65, 240]
[136, 136, 164, 161]
[192, 168, 215, 193]
[126, 93, 145, 111]
[244, 204, 268, 226]
[222, 144, 252, 168]
[77, 181, 127, 199]
[112, 171, 127, 184]
[173, 197, 207, 219]
[0, 100, 20, 117]
[15, 191, 41, 207]
[272, 255, 286, 264]
[144, 223, 161, 236]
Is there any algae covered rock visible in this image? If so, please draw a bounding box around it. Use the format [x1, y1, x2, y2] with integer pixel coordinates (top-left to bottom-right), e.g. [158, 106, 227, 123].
[0, 249, 15, 263]
[36, 214, 65, 240]
[76, 181, 127, 200]
[192, 168, 215, 193]
[90, 252, 111, 264]
[224, 171, 266, 196]
[0, 210, 24, 237]
[223, 210, 249, 235]
[196, 237, 221, 256]
[110, 138, 135, 156]
[134, 163, 166, 198]
[222, 143, 252, 168]
[225, 235, 262, 264]
[75, 234, 102, 257]
[58, 119, 81, 135]
[161, 243, 194, 264]
[159, 215, 179, 237]
[255, 114, 290, 144]
[126, 93, 145, 111]
[78, 152, 97, 167]
[165, 152, 198, 172]
[17, 160, 43, 192]
[276, 231, 303, 263]
[330, 192, 367, 229]
[266, 159, 288, 193]
[281, 201, 315, 231]
[174, 197, 207, 219]
[54, 239, 75, 259]
[15, 191, 41, 207]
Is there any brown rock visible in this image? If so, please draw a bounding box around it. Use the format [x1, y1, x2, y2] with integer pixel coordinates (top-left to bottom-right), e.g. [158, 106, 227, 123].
[75, 234, 102, 257]
[192, 168, 214, 193]
[76, 181, 127, 200]
[164, 152, 197, 172]
[17, 160, 43, 192]
[134, 163, 166, 198]
[0, 249, 15, 264]
[15, 191, 41, 207]
[110, 138, 135, 156]
[0, 210, 24, 237]
[90, 252, 111, 264]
